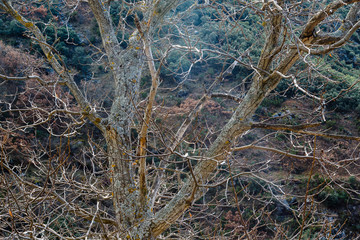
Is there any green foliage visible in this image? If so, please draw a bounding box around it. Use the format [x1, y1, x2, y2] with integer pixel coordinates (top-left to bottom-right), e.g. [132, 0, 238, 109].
[1, 11, 92, 79]
[275, 133, 286, 141]
[260, 96, 284, 108]
[293, 60, 360, 114]
[247, 178, 266, 195]
[324, 79, 360, 114]
[0, 16, 26, 40]
[317, 187, 349, 208]
[176, 1, 193, 13]
[41, 25, 92, 78]
[140, 91, 148, 99]
[311, 173, 326, 187]
[9, 20, 26, 36]
[243, 133, 257, 142]
[162, 50, 193, 77]
[0, 19, 3, 33]
[58, 26, 81, 44]
[276, 78, 295, 96]
[325, 120, 337, 129]
[157, 4, 263, 82]
[348, 176, 360, 188]
[301, 228, 322, 239]
[71, 47, 91, 72]
[198, 12, 260, 56]
[35, 128, 49, 140]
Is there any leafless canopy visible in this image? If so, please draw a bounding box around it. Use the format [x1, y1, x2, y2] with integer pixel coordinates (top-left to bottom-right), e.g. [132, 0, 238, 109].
[1, 0, 360, 239]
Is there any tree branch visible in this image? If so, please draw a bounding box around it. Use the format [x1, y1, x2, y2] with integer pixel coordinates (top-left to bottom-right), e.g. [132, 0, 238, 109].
[134, 14, 167, 212]
[301, 0, 360, 39]
[314, 2, 360, 45]
[210, 93, 242, 103]
[297, 130, 360, 141]
[231, 144, 320, 161]
[251, 123, 360, 141]
[1, 0, 105, 133]
[150, 1, 360, 236]
[0, 74, 66, 86]
[293, 20, 360, 55]
[1, 162, 117, 227]
[251, 122, 322, 131]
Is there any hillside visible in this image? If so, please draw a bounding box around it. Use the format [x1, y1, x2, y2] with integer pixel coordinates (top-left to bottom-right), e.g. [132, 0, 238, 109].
[1, 1, 360, 239]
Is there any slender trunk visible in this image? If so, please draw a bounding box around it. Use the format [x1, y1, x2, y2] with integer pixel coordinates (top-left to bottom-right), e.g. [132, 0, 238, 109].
[138, 39, 159, 213]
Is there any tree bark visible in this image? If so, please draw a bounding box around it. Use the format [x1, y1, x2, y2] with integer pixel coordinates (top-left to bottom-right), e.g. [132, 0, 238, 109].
[88, 0, 180, 237]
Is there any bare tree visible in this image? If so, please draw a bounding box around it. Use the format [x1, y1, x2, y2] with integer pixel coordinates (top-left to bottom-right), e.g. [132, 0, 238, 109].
[1, 0, 360, 239]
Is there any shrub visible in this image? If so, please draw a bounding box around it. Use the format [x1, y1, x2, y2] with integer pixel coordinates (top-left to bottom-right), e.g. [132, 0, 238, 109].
[317, 187, 349, 208]
[348, 176, 359, 188]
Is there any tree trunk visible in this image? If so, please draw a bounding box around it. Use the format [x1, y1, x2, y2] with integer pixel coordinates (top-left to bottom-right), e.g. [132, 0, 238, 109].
[88, 0, 180, 237]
